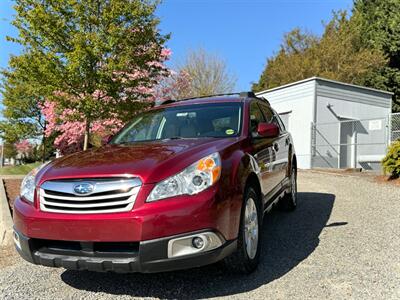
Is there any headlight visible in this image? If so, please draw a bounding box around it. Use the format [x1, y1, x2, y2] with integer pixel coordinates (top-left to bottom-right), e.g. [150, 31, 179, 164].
[20, 162, 50, 203]
[147, 152, 221, 202]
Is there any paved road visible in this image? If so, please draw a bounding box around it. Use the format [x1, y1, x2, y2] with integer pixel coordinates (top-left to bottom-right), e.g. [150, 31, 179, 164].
[1, 171, 399, 299]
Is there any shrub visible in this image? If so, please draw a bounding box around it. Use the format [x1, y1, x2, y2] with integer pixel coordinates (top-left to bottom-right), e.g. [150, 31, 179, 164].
[382, 141, 400, 179]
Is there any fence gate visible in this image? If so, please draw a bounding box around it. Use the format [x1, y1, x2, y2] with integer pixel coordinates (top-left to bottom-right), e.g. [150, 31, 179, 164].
[311, 117, 390, 170]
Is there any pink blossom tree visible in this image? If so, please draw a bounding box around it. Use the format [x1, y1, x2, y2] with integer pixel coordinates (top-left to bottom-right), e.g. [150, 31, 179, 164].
[41, 49, 195, 155]
[15, 139, 34, 160]
[41, 100, 125, 154]
[40, 48, 197, 155]
[15, 139, 33, 155]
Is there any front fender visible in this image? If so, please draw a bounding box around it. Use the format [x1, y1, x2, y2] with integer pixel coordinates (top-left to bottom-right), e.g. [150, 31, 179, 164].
[234, 152, 263, 196]
[219, 150, 263, 239]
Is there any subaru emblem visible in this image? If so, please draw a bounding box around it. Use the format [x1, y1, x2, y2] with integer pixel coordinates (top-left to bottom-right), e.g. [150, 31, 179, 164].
[73, 183, 94, 195]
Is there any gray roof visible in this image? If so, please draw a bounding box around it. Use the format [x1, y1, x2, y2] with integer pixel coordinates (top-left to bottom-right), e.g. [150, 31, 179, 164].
[255, 76, 394, 96]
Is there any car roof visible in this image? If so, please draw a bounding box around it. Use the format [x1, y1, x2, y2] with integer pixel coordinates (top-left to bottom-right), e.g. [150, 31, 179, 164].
[152, 92, 270, 110]
[156, 96, 243, 108]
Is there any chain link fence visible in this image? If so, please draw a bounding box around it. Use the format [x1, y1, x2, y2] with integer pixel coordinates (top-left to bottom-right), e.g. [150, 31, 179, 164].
[390, 112, 400, 142]
[311, 117, 390, 170]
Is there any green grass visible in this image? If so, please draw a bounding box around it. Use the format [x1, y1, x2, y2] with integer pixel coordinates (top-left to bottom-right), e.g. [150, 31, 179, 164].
[0, 162, 41, 175]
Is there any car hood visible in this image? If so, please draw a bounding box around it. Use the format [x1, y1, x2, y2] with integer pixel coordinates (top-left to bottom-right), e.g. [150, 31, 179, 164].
[38, 138, 238, 184]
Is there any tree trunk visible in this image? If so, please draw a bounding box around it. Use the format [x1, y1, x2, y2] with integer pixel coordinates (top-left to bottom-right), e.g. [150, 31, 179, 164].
[83, 120, 90, 151]
[42, 122, 46, 162]
[42, 135, 46, 162]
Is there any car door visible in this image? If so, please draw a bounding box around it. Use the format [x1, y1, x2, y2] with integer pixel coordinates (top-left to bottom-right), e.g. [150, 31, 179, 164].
[258, 102, 290, 184]
[249, 101, 281, 199]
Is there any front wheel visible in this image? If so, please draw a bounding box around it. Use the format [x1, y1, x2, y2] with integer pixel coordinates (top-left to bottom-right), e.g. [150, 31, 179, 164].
[223, 187, 262, 274]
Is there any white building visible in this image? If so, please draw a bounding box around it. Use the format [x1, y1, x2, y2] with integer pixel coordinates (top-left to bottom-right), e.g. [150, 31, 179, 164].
[256, 77, 393, 170]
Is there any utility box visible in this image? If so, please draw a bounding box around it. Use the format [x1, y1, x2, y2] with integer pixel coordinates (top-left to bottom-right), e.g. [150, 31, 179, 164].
[256, 77, 393, 170]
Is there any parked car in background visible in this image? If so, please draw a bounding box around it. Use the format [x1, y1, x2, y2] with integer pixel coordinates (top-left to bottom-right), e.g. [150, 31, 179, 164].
[13, 92, 297, 274]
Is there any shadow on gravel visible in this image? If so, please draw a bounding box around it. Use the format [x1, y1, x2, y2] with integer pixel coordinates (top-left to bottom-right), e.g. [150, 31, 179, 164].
[61, 192, 335, 299]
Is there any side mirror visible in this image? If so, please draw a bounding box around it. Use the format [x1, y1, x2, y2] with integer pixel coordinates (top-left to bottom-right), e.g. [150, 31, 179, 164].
[257, 122, 280, 138]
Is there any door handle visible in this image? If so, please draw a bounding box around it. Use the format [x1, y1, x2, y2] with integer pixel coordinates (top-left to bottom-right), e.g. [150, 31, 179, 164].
[285, 138, 289, 146]
[273, 143, 279, 151]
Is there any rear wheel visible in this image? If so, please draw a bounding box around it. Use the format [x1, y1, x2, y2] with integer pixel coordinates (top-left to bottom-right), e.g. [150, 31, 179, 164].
[279, 164, 297, 211]
[224, 187, 262, 274]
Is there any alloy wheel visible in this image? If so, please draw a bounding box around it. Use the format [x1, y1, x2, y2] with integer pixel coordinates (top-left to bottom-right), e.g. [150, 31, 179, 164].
[244, 197, 259, 259]
[291, 169, 297, 206]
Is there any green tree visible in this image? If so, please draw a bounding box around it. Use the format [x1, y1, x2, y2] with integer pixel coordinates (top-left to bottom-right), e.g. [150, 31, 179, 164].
[0, 54, 48, 160]
[6, 0, 169, 150]
[253, 11, 387, 103]
[252, 28, 319, 91]
[354, 0, 400, 111]
[3, 143, 17, 164]
[382, 141, 400, 179]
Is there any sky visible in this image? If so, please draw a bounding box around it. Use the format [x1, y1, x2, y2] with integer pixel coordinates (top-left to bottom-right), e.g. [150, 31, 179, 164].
[0, 0, 353, 93]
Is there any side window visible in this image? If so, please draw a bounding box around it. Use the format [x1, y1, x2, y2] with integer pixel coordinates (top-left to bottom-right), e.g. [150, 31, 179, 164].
[275, 113, 286, 132]
[249, 101, 265, 134]
[258, 102, 274, 123]
[259, 102, 285, 132]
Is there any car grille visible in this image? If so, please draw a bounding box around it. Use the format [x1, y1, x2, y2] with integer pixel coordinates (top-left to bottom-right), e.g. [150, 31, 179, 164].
[39, 178, 142, 214]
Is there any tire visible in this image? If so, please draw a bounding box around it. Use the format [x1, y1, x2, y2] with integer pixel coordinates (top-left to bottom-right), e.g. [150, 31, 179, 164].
[223, 187, 262, 274]
[279, 164, 297, 211]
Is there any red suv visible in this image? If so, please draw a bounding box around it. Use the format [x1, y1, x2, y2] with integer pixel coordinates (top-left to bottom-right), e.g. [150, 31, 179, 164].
[13, 92, 297, 274]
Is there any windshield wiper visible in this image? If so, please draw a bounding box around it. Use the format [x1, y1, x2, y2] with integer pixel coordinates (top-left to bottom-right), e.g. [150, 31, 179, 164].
[115, 141, 136, 145]
[117, 137, 191, 144]
[163, 136, 185, 140]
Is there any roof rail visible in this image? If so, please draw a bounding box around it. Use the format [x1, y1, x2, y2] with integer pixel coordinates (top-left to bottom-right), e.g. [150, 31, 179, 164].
[156, 91, 260, 106]
[239, 91, 257, 98]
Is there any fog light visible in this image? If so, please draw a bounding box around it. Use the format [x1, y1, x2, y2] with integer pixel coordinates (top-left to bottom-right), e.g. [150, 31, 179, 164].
[167, 232, 224, 258]
[13, 231, 21, 250]
[192, 236, 205, 249]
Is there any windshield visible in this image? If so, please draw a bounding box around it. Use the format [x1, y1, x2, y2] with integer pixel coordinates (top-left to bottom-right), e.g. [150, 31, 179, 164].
[111, 102, 242, 144]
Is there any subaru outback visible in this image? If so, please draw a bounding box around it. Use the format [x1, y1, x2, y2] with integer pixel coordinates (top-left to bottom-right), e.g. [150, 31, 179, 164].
[13, 92, 297, 274]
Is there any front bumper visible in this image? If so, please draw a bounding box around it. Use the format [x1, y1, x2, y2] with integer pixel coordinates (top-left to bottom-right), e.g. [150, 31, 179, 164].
[14, 228, 237, 273]
[13, 183, 242, 242]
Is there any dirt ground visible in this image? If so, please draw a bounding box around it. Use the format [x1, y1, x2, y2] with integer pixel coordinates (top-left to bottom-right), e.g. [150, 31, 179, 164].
[311, 168, 400, 187]
[374, 175, 400, 186]
[3, 179, 22, 213]
[0, 247, 18, 269]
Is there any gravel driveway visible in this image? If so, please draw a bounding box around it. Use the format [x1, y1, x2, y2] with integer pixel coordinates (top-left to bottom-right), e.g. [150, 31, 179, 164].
[1, 171, 399, 300]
